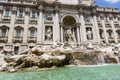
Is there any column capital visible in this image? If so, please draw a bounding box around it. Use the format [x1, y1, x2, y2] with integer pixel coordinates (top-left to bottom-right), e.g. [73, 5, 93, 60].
[78, 8, 85, 15]
[91, 8, 97, 15]
[25, 8, 30, 15]
[11, 7, 17, 14]
[59, 22, 64, 26]
[25, 8, 30, 12]
[54, 6, 59, 13]
[109, 14, 113, 20]
[99, 13, 104, 18]
[76, 23, 81, 26]
[38, 5, 44, 11]
[12, 7, 17, 11]
[84, 12, 91, 16]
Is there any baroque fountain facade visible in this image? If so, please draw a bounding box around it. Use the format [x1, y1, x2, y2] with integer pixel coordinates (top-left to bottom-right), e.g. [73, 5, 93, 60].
[0, 0, 120, 72]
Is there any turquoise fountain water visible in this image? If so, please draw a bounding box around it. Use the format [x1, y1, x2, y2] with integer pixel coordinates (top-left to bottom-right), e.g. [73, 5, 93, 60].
[0, 64, 120, 80]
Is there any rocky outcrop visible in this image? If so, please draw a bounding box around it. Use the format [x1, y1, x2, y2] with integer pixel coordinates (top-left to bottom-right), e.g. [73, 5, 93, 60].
[0, 46, 73, 72]
[0, 54, 8, 71]
[0, 42, 120, 72]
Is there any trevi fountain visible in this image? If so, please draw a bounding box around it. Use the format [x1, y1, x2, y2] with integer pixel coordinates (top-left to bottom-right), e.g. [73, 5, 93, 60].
[0, 40, 120, 80]
[0, 38, 120, 71]
[0, 0, 120, 80]
[0, 21, 120, 80]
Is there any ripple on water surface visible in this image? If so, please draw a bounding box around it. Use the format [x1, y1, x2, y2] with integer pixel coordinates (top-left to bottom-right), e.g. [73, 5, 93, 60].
[0, 64, 120, 80]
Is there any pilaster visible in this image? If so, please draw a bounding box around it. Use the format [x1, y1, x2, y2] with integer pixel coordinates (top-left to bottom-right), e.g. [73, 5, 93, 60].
[37, 5, 43, 43]
[110, 20, 118, 43]
[0, 10, 2, 19]
[101, 20, 108, 43]
[53, 6, 60, 42]
[60, 22, 63, 43]
[7, 8, 16, 43]
[23, 8, 29, 43]
[77, 23, 81, 43]
[93, 15, 100, 43]
[80, 14, 87, 42]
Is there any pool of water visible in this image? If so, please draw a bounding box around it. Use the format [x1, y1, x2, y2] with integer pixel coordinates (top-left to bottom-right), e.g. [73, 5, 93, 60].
[0, 64, 120, 80]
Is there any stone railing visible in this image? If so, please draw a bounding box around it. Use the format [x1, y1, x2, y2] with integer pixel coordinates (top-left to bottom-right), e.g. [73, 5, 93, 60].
[28, 37, 37, 43]
[13, 36, 23, 43]
[0, 36, 8, 43]
[0, 16, 11, 23]
[15, 17, 24, 24]
[29, 17, 37, 24]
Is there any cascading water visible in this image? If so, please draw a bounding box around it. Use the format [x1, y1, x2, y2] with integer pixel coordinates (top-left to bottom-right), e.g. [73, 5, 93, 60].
[98, 53, 105, 64]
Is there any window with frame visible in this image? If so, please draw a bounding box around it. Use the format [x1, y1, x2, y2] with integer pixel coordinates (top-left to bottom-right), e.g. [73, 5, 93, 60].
[14, 47, 19, 54]
[99, 31, 103, 39]
[118, 31, 120, 39]
[1, 28, 6, 37]
[96, 16, 100, 21]
[31, 11, 36, 19]
[114, 17, 118, 22]
[108, 31, 112, 39]
[5, 9, 10, 17]
[16, 29, 22, 37]
[18, 10, 23, 18]
[30, 29, 35, 37]
[104, 16, 108, 21]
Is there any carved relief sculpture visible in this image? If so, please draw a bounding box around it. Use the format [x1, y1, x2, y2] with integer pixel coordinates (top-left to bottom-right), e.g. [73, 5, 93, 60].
[45, 13, 53, 21]
[85, 16, 90, 22]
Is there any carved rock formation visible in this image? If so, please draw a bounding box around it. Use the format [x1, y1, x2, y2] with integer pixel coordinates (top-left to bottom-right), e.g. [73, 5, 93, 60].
[0, 42, 120, 72]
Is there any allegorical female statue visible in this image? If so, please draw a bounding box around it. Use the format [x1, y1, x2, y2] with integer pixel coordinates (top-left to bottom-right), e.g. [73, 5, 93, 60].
[86, 28, 93, 40]
[65, 28, 76, 43]
[45, 27, 52, 41]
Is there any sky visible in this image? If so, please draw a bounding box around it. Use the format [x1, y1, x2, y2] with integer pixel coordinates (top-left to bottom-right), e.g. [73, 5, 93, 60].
[59, 0, 120, 11]
[95, 0, 120, 11]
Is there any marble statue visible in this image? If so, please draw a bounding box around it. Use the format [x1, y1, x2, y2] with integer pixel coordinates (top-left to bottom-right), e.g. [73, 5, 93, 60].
[65, 28, 76, 43]
[85, 16, 90, 22]
[45, 27, 52, 41]
[87, 28, 93, 40]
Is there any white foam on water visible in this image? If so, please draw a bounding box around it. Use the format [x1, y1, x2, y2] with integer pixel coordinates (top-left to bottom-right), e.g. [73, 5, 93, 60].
[68, 64, 120, 68]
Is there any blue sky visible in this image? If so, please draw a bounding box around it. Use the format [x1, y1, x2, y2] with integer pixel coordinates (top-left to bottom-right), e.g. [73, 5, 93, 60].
[59, 0, 120, 11]
[95, 0, 120, 11]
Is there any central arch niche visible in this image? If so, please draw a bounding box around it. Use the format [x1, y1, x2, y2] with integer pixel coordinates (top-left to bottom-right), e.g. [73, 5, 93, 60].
[61, 15, 79, 43]
[63, 16, 76, 25]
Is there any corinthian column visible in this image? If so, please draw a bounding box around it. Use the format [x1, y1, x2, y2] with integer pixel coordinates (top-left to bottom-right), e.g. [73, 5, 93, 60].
[101, 20, 108, 43]
[77, 25, 80, 43]
[110, 20, 118, 43]
[37, 5, 43, 44]
[60, 22, 63, 43]
[8, 8, 16, 43]
[80, 14, 87, 42]
[93, 15, 100, 43]
[23, 8, 29, 43]
[53, 6, 60, 42]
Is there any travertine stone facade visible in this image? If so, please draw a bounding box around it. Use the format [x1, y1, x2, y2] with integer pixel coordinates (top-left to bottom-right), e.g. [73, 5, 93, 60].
[0, 0, 120, 54]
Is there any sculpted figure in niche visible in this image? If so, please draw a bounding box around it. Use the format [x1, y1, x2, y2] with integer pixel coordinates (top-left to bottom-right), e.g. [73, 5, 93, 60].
[45, 27, 52, 41]
[45, 13, 53, 21]
[65, 28, 76, 43]
[85, 16, 90, 22]
[87, 28, 93, 40]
